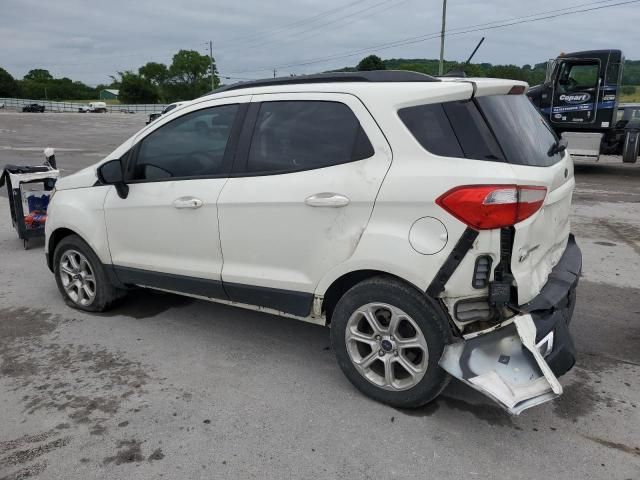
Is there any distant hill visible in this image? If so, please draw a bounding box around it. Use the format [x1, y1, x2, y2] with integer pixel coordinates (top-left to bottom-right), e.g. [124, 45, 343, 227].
[333, 57, 640, 86]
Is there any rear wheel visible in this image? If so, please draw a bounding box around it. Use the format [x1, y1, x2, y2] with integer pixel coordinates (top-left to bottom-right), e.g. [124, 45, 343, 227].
[53, 235, 125, 312]
[330, 276, 451, 408]
[622, 131, 639, 163]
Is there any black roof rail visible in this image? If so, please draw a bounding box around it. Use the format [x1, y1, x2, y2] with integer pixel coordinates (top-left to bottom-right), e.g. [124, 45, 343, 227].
[207, 70, 440, 95]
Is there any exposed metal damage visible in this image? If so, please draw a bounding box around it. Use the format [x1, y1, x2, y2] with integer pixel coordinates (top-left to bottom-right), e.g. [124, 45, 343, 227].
[439, 234, 581, 415]
[440, 315, 561, 415]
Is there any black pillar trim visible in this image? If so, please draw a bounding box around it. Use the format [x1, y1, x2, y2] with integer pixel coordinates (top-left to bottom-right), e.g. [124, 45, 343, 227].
[426, 227, 479, 298]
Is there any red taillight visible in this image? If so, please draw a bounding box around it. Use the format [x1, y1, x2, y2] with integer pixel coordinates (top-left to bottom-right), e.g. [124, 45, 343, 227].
[508, 85, 526, 95]
[436, 185, 547, 230]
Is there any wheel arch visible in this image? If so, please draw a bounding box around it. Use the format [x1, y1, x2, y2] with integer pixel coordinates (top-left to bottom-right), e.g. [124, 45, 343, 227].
[47, 227, 107, 273]
[321, 269, 444, 325]
[47, 227, 81, 271]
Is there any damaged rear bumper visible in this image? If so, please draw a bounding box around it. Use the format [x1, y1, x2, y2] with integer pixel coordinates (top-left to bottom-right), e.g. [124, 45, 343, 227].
[439, 234, 582, 415]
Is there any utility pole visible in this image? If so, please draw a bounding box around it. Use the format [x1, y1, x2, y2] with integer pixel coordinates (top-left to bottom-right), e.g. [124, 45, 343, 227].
[438, 0, 447, 76]
[208, 40, 215, 90]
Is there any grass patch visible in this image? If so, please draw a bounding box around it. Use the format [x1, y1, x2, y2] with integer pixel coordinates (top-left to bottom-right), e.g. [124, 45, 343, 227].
[620, 85, 640, 103]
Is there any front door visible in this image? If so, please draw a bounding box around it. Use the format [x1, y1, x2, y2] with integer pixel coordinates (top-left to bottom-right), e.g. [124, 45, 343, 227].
[217, 93, 392, 316]
[551, 59, 601, 125]
[103, 98, 247, 298]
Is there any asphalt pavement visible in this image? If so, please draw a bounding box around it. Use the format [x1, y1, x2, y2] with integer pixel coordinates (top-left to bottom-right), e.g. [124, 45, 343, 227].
[0, 111, 638, 480]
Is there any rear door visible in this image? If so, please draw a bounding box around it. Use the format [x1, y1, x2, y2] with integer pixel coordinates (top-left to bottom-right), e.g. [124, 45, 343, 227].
[551, 59, 601, 126]
[217, 93, 392, 315]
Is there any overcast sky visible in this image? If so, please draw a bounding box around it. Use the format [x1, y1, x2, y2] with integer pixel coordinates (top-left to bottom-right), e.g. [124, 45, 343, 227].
[2, 0, 639, 85]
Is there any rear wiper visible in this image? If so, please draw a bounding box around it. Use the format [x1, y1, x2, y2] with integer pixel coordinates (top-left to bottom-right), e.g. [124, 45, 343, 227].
[547, 137, 568, 157]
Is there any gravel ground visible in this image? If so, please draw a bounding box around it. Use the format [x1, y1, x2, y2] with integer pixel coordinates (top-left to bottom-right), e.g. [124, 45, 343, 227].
[0, 111, 638, 480]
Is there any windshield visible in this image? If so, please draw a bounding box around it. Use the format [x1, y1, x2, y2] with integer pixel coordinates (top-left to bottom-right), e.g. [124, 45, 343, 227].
[476, 94, 563, 167]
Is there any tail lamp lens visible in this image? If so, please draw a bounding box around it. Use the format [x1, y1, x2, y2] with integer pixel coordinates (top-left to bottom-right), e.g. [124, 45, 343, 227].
[436, 185, 547, 230]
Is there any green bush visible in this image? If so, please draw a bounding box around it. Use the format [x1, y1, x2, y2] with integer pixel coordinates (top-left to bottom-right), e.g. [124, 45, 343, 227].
[621, 85, 636, 95]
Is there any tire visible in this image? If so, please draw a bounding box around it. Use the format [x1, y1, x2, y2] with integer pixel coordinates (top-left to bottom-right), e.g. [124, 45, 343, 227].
[622, 131, 639, 163]
[53, 234, 125, 312]
[330, 275, 451, 408]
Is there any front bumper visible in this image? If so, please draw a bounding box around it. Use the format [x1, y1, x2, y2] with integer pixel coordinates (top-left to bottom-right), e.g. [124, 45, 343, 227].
[439, 234, 582, 415]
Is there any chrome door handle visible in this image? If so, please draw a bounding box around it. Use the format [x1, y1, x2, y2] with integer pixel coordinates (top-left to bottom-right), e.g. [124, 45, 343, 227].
[173, 197, 203, 209]
[305, 193, 350, 208]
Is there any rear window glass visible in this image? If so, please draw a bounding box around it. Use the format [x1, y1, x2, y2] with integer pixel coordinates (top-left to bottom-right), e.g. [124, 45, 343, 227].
[400, 95, 562, 167]
[476, 95, 562, 167]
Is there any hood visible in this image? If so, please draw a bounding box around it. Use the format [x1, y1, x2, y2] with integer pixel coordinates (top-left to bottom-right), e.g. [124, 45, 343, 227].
[54, 165, 99, 190]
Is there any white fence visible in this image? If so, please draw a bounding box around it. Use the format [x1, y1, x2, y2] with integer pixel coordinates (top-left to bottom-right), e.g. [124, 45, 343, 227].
[0, 98, 166, 114]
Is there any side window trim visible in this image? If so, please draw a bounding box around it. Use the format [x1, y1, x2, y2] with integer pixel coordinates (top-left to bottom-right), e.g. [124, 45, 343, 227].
[231, 102, 261, 175]
[125, 102, 249, 184]
[230, 99, 374, 178]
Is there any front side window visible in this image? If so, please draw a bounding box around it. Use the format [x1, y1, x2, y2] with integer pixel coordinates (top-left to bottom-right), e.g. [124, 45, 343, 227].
[247, 101, 374, 174]
[557, 63, 599, 93]
[132, 104, 238, 180]
[606, 63, 621, 86]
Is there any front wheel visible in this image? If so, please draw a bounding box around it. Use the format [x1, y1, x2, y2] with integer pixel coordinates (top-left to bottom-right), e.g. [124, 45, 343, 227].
[330, 276, 451, 408]
[53, 234, 125, 312]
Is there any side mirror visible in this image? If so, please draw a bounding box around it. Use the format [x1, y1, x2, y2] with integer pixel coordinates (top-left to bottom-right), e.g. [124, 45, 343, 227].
[98, 159, 129, 199]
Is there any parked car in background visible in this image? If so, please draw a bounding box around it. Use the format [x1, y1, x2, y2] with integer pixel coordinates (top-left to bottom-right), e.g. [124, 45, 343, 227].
[78, 102, 108, 113]
[146, 101, 188, 124]
[45, 71, 581, 415]
[22, 103, 45, 113]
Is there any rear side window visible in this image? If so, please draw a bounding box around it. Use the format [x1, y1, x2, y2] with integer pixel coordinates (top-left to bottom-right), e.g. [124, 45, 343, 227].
[399, 101, 504, 162]
[397, 104, 463, 157]
[247, 101, 374, 174]
[476, 95, 562, 167]
[442, 102, 503, 161]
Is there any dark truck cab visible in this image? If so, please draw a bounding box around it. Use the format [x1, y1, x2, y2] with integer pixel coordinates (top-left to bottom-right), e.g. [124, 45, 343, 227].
[528, 49, 639, 163]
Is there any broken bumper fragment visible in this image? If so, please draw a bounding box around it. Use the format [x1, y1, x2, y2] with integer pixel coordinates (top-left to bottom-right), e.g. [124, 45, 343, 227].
[440, 234, 582, 415]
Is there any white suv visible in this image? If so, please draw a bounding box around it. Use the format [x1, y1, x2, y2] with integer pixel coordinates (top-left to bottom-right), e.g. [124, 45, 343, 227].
[45, 71, 581, 414]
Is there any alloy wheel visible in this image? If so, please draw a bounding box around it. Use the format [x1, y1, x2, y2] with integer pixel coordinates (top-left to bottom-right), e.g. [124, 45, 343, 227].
[345, 302, 428, 391]
[59, 249, 97, 307]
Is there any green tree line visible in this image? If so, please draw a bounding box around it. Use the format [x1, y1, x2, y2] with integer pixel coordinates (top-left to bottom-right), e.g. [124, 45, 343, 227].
[351, 55, 640, 86]
[2, 52, 639, 104]
[0, 49, 218, 104]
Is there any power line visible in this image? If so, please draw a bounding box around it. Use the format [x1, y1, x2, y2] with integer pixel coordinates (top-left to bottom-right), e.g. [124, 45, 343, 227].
[218, 0, 408, 56]
[245, 0, 414, 54]
[12, 0, 634, 81]
[231, 0, 629, 73]
[6, 1, 375, 72]
[218, 0, 371, 48]
[228, 0, 639, 75]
